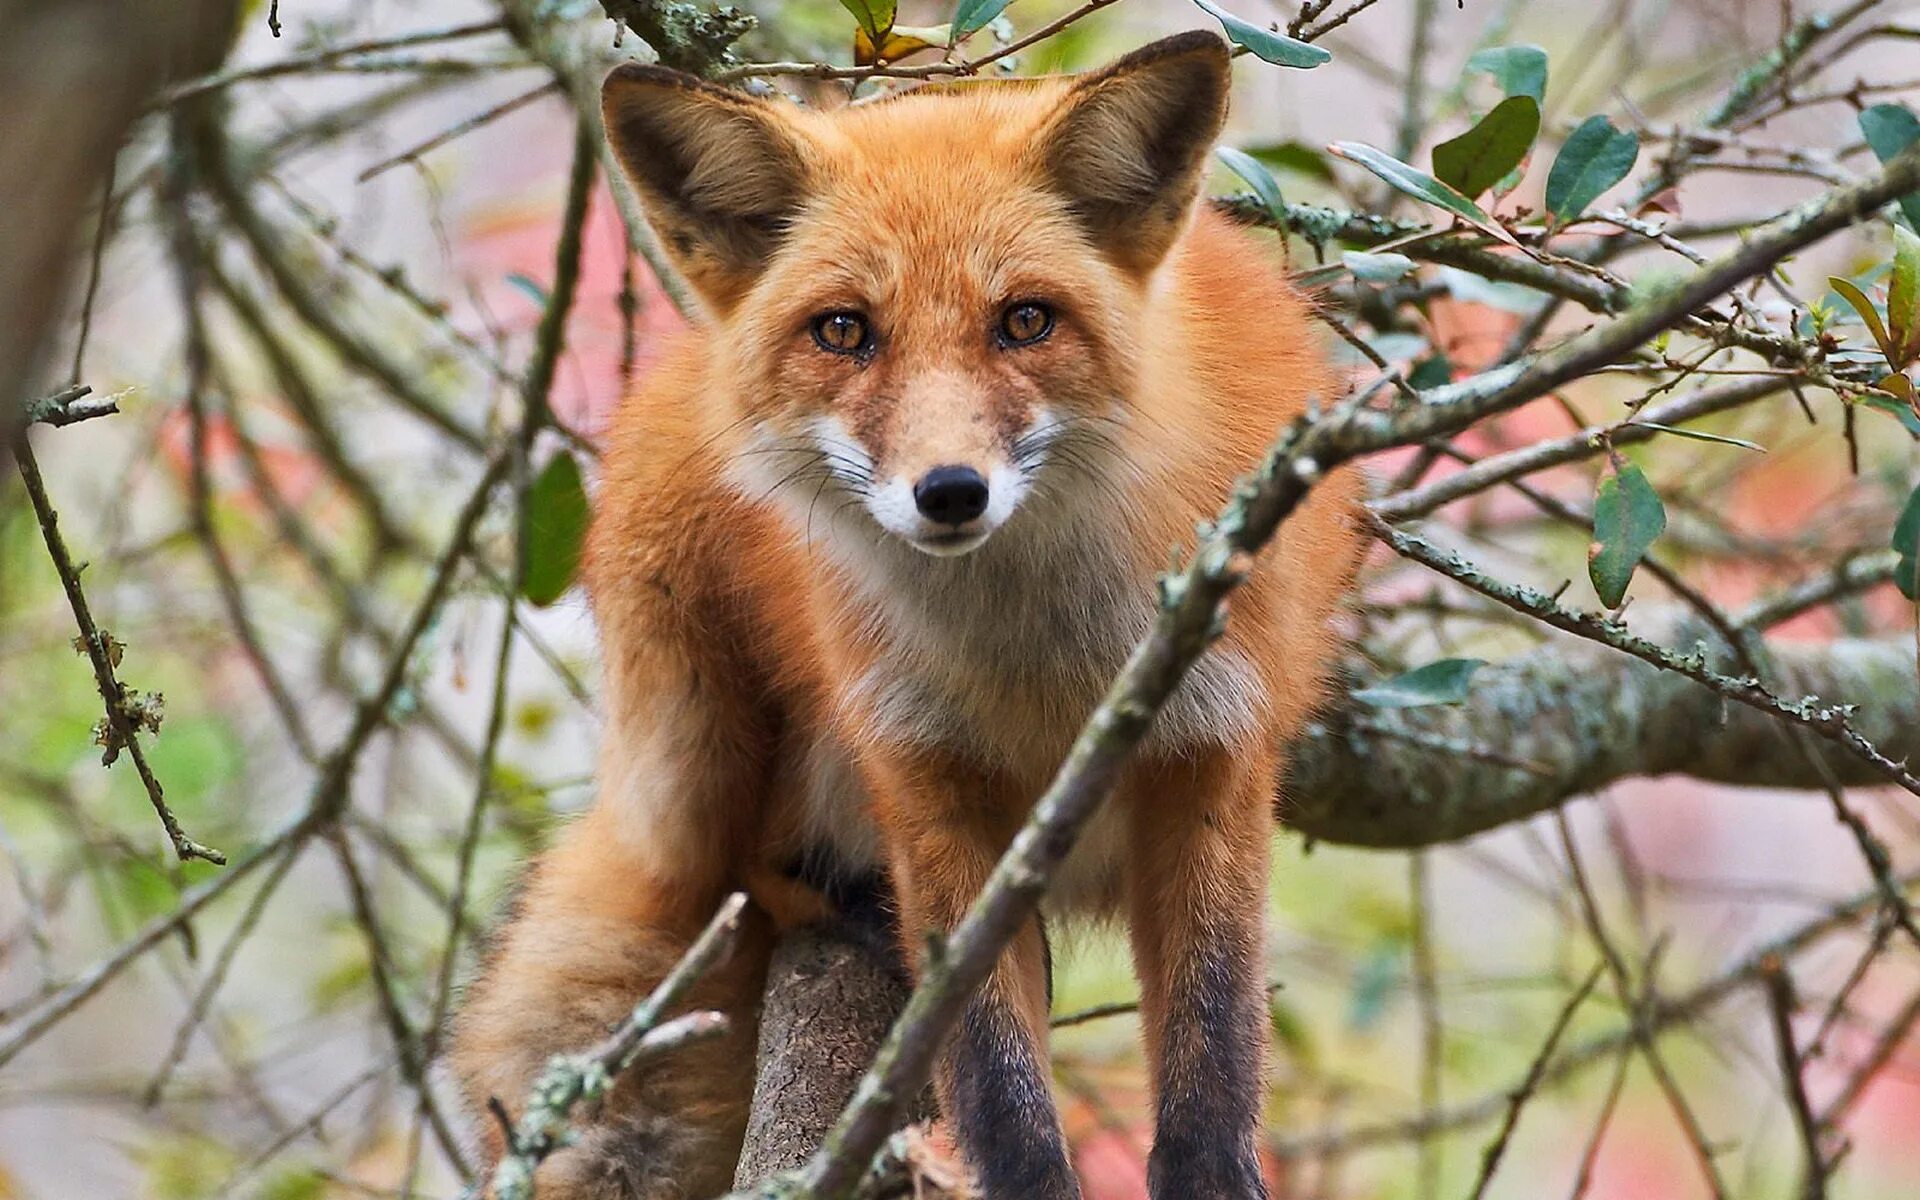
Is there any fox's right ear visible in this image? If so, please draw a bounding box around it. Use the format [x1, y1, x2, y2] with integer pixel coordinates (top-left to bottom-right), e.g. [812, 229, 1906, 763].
[601, 64, 811, 310]
[1037, 31, 1232, 277]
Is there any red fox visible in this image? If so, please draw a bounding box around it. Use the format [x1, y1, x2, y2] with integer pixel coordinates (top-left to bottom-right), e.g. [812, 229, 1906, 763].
[451, 30, 1364, 1200]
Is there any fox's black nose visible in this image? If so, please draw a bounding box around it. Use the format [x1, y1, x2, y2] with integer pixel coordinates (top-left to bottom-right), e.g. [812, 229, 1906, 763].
[913, 465, 990, 526]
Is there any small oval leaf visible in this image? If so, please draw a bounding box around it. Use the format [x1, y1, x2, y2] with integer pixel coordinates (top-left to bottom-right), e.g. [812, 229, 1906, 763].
[1860, 390, 1920, 437]
[1894, 483, 1920, 601]
[1830, 275, 1895, 363]
[1588, 459, 1666, 609]
[1343, 250, 1415, 283]
[1327, 141, 1518, 245]
[1465, 44, 1549, 103]
[1545, 115, 1640, 221]
[1191, 0, 1331, 68]
[523, 452, 590, 607]
[1432, 95, 1540, 200]
[951, 0, 1012, 37]
[1352, 658, 1486, 709]
[1216, 145, 1286, 217]
[1890, 223, 1920, 364]
[1859, 104, 1920, 232]
[1240, 140, 1337, 185]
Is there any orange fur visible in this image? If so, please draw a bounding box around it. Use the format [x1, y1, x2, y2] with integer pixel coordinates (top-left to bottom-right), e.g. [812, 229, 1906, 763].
[451, 32, 1364, 1199]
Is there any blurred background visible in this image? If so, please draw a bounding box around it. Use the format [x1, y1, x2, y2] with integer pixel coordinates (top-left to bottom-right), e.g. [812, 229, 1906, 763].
[2, 0, 1918, 1197]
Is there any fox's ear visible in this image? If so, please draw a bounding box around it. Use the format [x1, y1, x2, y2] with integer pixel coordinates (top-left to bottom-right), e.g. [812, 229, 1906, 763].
[1038, 31, 1232, 275]
[601, 64, 811, 309]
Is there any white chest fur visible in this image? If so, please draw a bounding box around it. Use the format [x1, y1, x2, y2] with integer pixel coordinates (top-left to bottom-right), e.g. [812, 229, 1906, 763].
[833, 497, 1262, 775]
[757, 451, 1267, 911]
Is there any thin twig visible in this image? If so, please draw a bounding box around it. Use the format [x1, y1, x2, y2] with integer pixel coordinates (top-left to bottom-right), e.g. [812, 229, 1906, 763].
[1760, 955, 1829, 1197]
[1465, 962, 1606, 1200]
[9, 434, 224, 866]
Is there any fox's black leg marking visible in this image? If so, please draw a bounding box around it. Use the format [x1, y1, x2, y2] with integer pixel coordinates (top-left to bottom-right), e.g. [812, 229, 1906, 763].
[947, 1001, 1081, 1200]
[1147, 938, 1269, 1200]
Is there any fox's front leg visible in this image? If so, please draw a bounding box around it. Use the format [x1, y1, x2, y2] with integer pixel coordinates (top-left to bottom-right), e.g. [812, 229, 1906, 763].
[1128, 747, 1277, 1200]
[864, 745, 1081, 1200]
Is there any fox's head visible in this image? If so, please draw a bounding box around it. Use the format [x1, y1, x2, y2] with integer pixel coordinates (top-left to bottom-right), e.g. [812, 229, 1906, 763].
[602, 33, 1231, 557]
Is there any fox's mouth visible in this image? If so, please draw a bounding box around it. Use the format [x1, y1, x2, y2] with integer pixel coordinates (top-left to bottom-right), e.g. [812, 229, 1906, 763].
[907, 528, 991, 557]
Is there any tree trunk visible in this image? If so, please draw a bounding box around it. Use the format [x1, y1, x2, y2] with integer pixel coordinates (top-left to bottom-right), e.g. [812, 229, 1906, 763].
[1, 0, 238, 434]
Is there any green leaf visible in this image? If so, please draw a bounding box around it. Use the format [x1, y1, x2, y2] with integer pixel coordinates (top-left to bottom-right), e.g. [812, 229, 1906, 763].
[1891, 223, 1920, 364]
[523, 451, 590, 607]
[1347, 944, 1398, 1032]
[1343, 250, 1414, 283]
[1242, 140, 1337, 185]
[1859, 103, 1920, 232]
[952, 0, 1012, 37]
[1191, 0, 1331, 68]
[1545, 115, 1640, 221]
[1407, 353, 1453, 390]
[838, 0, 896, 39]
[1894, 483, 1920, 600]
[257, 1170, 329, 1200]
[1466, 44, 1549, 103]
[1860, 390, 1920, 437]
[1216, 146, 1284, 215]
[1270, 994, 1317, 1068]
[1328, 141, 1519, 245]
[1830, 275, 1895, 362]
[1432, 95, 1540, 199]
[1352, 658, 1486, 708]
[505, 272, 549, 310]
[1588, 459, 1666, 608]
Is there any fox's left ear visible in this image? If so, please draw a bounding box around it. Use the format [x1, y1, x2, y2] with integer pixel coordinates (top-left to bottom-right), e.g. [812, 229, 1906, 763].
[1037, 31, 1231, 276]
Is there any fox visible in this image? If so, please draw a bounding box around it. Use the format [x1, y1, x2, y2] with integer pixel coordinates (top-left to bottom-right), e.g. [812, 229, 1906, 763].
[449, 29, 1365, 1200]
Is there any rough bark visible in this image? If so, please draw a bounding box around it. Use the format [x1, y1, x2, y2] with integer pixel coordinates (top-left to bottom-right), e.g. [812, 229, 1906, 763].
[1285, 633, 1919, 848]
[733, 924, 918, 1189]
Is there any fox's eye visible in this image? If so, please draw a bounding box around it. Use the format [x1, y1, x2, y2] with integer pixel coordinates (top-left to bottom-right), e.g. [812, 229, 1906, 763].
[999, 302, 1053, 347]
[811, 312, 871, 355]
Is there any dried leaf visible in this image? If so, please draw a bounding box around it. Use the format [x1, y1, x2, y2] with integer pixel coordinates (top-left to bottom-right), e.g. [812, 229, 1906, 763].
[855, 22, 949, 64]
